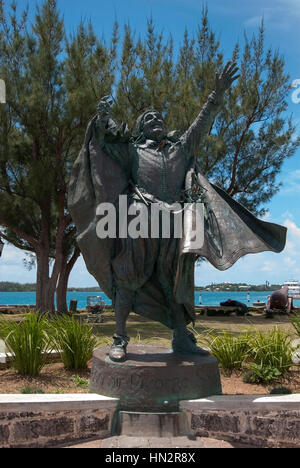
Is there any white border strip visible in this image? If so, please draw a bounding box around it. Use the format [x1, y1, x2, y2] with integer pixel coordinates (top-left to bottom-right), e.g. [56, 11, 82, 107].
[180, 394, 300, 411]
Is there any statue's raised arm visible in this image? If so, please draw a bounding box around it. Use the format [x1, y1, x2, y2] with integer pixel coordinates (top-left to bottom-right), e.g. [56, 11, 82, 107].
[95, 95, 131, 169]
[96, 95, 119, 137]
[181, 61, 239, 155]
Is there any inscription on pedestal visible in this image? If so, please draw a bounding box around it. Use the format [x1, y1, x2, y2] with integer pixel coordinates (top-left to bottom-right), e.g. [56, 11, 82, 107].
[90, 345, 222, 411]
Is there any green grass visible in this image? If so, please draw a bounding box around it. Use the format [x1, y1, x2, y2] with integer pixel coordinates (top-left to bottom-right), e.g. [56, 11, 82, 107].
[20, 386, 45, 394]
[243, 364, 282, 384]
[72, 375, 90, 389]
[289, 314, 300, 338]
[49, 315, 98, 371]
[247, 327, 293, 374]
[0, 312, 53, 377]
[1, 309, 298, 387]
[202, 329, 251, 370]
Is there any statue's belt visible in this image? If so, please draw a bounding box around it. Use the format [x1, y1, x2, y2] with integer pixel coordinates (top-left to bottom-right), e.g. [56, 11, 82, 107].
[130, 191, 183, 212]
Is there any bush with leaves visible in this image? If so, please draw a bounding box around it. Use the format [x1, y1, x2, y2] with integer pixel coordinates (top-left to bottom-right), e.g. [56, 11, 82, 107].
[0, 312, 52, 376]
[242, 364, 282, 384]
[247, 327, 293, 375]
[205, 330, 251, 370]
[289, 314, 300, 338]
[49, 315, 97, 370]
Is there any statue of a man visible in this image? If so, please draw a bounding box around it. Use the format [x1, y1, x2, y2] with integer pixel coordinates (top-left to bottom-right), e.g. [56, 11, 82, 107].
[68, 62, 286, 362]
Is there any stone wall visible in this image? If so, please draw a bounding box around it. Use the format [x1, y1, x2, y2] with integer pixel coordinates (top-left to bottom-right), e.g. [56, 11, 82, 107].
[0, 394, 118, 448]
[181, 395, 300, 448]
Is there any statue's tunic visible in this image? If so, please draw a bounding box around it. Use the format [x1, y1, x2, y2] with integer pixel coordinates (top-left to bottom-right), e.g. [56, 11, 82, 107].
[131, 140, 189, 203]
[99, 131, 196, 327]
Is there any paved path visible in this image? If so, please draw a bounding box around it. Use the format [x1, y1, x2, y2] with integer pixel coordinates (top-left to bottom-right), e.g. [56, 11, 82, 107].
[64, 436, 253, 448]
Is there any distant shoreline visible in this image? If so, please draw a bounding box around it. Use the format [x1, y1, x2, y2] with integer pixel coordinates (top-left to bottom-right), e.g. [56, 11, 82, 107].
[0, 281, 282, 293]
[1, 288, 279, 293]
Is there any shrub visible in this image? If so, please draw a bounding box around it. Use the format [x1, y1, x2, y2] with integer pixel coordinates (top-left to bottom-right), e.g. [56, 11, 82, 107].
[269, 387, 292, 395]
[72, 375, 89, 389]
[247, 327, 293, 374]
[289, 314, 300, 338]
[0, 312, 52, 376]
[243, 364, 281, 384]
[21, 386, 45, 394]
[205, 331, 250, 370]
[50, 315, 97, 370]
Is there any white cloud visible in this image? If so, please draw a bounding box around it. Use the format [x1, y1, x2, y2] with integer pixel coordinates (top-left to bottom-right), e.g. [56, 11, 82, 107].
[244, 1, 300, 31]
[261, 260, 276, 272]
[0, 244, 36, 284]
[281, 170, 300, 195]
[281, 211, 294, 220]
[244, 15, 265, 28]
[284, 256, 296, 267]
[276, 0, 300, 17]
[284, 219, 300, 239]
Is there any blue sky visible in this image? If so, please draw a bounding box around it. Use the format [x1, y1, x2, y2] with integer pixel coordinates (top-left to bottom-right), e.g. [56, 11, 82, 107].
[1, 0, 300, 287]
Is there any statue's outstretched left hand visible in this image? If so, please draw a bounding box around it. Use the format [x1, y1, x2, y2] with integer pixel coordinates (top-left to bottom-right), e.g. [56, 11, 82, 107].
[215, 61, 239, 95]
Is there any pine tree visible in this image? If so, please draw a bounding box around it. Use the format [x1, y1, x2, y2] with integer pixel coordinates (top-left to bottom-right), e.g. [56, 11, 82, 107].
[0, 0, 117, 313]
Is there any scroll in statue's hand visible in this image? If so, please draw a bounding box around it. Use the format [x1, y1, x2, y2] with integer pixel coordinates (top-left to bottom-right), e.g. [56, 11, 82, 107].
[96, 95, 113, 126]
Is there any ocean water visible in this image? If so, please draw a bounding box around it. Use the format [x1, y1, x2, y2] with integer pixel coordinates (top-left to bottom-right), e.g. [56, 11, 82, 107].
[1, 290, 300, 309]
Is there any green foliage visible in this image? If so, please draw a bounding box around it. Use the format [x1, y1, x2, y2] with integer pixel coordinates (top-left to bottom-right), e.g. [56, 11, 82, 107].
[72, 375, 89, 389]
[289, 314, 300, 338]
[242, 364, 281, 384]
[0, 0, 117, 313]
[205, 330, 250, 370]
[21, 386, 45, 394]
[206, 326, 294, 382]
[0, 282, 37, 292]
[0, 312, 52, 376]
[247, 327, 293, 374]
[49, 315, 97, 370]
[269, 387, 292, 395]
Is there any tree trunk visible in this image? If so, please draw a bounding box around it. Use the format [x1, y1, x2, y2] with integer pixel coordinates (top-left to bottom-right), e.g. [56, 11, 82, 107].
[36, 250, 55, 314]
[35, 202, 57, 315]
[56, 247, 81, 315]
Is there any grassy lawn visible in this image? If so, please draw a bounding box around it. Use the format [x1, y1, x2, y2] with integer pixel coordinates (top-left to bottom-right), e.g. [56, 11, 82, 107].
[1, 309, 297, 350]
[91, 310, 298, 348]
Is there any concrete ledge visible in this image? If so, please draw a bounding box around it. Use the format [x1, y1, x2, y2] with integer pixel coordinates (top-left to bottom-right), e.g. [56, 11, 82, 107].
[0, 394, 118, 448]
[181, 394, 300, 448]
[0, 350, 62, 369]
[181, 394, 300, 411]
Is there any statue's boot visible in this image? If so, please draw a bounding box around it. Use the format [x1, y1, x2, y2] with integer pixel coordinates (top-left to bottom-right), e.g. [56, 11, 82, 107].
[172, 329, 210, 356]
[109, 334, 130, 362]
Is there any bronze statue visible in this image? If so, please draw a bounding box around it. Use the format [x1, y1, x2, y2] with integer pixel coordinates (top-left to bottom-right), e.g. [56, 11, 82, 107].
[68, 62, 287, 362]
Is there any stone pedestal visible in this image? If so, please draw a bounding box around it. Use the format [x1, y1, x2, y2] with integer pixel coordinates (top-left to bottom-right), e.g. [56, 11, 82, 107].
[90, 344, 222, 412]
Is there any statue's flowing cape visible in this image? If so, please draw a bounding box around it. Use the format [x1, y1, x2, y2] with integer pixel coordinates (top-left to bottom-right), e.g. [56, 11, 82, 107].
[68, 118, 287, 325]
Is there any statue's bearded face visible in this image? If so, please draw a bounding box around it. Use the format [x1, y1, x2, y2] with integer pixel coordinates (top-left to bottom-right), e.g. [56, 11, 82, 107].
[142, 111, 167, 141]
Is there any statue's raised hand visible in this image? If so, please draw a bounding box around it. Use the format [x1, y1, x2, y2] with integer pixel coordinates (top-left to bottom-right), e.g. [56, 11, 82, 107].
[215, 61, 239, 95]
[97, 95, 113, 124]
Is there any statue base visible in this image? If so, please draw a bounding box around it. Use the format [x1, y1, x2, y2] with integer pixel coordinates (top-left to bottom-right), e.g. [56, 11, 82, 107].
[90, 344, 222, 412]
